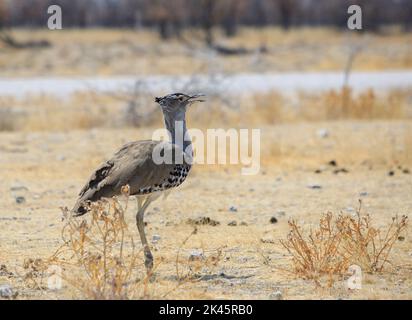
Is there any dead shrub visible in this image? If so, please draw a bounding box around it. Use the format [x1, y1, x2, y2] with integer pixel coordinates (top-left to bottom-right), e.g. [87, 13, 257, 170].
[280, 212, 349, 287]
[280, 201, 408, 287]
[337, 202, 408, 273]
[53, 189, 151, 299]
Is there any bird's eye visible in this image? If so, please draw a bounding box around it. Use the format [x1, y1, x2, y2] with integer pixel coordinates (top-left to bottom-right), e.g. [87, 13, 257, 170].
[178, 96, 184, 101]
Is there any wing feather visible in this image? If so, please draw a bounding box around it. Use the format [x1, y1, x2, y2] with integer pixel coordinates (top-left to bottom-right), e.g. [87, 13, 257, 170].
[72, 140, 177, 215]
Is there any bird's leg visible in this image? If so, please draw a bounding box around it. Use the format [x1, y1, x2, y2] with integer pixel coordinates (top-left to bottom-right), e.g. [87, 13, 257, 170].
[136, 196, 154, 273]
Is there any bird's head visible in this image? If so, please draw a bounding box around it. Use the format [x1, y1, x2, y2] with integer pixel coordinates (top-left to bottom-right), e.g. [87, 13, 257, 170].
[155, 93, 205, 114]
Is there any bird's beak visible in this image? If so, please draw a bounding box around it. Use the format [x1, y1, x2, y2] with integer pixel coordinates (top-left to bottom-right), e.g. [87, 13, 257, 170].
[187, 93, 206, 103]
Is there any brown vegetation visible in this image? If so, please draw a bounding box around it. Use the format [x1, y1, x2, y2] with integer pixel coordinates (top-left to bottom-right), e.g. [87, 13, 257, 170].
[280, 201, 408, 287]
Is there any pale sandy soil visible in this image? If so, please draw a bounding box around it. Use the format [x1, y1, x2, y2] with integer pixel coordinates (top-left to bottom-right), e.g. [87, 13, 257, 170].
[0, 121, 411, 299]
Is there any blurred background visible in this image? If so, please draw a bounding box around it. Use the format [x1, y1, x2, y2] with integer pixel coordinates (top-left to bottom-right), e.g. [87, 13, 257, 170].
[0, 0, 411, 163]
[0, 0, 411, 132]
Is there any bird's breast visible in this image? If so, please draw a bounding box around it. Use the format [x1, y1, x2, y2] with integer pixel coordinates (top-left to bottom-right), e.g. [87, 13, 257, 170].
[136, 164, 191, 195]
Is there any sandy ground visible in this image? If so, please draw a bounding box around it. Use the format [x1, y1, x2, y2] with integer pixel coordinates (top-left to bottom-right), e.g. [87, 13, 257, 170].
[0, 121, 411, 299]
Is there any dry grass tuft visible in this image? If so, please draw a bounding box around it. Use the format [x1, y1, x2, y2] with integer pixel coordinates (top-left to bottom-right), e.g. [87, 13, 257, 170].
[54, 189, 151, 299]
[280, 201, 408, 287]
[337, 202, 408, 273]
[280, 212, 349, 287]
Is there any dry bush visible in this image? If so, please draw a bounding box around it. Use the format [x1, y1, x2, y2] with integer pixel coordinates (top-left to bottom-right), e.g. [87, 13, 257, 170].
[336, 202, 409, 273]
[54, 190, 151, 300]
[280, 201, 408, 287]
[280, 212, 349, 287]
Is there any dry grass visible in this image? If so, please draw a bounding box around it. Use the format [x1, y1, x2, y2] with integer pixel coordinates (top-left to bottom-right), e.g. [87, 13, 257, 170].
[1, 87, 411, 132]
[337, 202, 408, 273]
[13, 186, 225, 300]
[280, 201, 408, 287]
[250, 87, 412, 125]
[51, 189, 150, 299]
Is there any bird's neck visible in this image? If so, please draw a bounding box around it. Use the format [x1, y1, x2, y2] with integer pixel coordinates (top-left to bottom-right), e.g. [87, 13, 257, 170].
[163, 113, 192, 156]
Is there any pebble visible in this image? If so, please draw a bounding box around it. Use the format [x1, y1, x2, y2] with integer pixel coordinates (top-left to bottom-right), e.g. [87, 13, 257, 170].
[189, 250, 204, 261]
[229, 206, 238, 212]
[0, 284, 13, 298]
[345, 207, 356, 213]
[56, 155, 66, 161]
[240, 221, 248, 226]
[270, 290, 283, 300]
[15, 196, 25, 204]
[260, 235, 275, 244]
[276, 211, 286, 217]
[10, 183, 28, 192]
[317, 128, 329, 138]
[307, 184, 322, 189]
[228, 221, 237, 226]
[328, 160, 337, 167]
[152, 235, 161, 243]
[270, 217, 278, 224]
[359, 192, 368, 197]
[333, 168, 349, 174]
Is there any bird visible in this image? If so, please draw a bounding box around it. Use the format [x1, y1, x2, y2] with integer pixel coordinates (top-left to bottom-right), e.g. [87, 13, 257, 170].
[72, 93, 205, 272]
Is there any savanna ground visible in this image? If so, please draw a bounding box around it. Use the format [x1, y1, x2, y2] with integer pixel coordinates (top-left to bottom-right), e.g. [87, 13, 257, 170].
[0, 28, 411, 300]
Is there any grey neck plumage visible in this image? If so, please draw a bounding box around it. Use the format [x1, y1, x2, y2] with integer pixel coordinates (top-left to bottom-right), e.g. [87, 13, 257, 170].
[163, 110, 192, 157]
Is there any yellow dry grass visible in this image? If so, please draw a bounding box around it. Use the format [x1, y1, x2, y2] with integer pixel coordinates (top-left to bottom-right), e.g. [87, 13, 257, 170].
[280, 201, 408, 287]
[1, 88, 411, 132]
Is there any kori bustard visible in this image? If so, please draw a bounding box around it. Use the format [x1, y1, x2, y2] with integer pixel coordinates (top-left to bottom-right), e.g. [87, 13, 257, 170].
[72, 93, 205, 272]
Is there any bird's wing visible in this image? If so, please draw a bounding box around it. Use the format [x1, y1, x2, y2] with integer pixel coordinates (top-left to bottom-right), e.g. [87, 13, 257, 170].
[73, 140, 176, 215]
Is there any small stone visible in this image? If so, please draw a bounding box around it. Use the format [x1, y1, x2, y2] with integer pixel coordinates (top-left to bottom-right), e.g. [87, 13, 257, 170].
[270, 217, 278, 224]
[333, 168, 348, 174]
[276, 211, 286, 217]
[10, 183, 28, 192]
[402, 169, 410, 174]
[240, 221, 248, 226]
[359, 192, 368, 197]
[388, 170, 395, 176]
[15, 196, 25, 204]
[397, 236, 405, 241]
[228, 221, 237, 226]
[317, 128, 329, 138]
[260, 235, 275, 244]
[328, 160, 337, 167]
[56, 154, 66, 161]
[0, 284, 13, 298]
[152, 235, 161, 243]
[229, 206, 238, 212]
[270, 290, 283, 300]
[314, 169, 322, 174]
[189, 250, 204, 261]
[307, 184, 322, 189]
